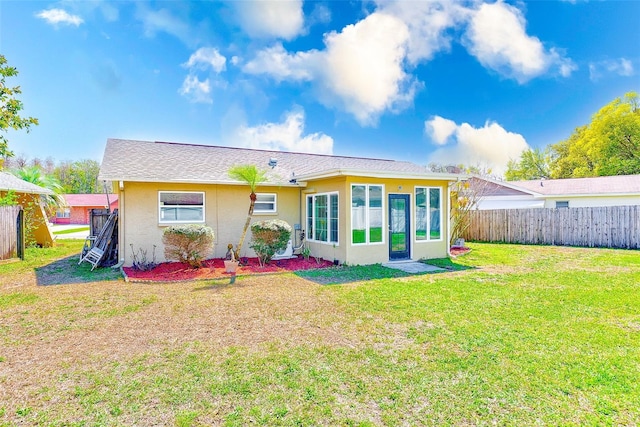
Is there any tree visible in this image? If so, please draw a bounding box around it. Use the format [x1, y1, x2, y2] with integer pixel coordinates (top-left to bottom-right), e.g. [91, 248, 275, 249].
[228, 164, 267, 258]
[505, 147, 553, 181]
[550, 92, 640, 178]
[0, 55, 39, 163]
[427, 163, 494, 245]
[14, 166, 65, 210]
[54, 159, 102, 193]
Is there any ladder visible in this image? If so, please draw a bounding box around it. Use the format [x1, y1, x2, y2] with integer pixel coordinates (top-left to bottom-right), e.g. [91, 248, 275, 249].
[79, 209, 118, 271]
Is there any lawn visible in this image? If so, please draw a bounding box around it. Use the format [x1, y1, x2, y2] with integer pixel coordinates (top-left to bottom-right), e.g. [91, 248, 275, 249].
[0, 241, 638, 426]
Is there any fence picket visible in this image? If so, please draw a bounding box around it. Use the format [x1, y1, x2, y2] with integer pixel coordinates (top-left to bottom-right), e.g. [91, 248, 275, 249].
[463, 206, 640, 250]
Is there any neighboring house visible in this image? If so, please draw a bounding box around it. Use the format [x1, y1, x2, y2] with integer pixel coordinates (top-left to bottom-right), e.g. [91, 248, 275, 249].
[99, 139, 461, 267]
[0, 171, 54, 247]
[476, 175, 640, 210]
[53, 194, 118, 224]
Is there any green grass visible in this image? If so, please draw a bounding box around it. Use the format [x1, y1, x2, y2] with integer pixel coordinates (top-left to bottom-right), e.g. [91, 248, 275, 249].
[2, 242, 639, 426]
[0, 239, 122, 285]
[52, 226, 90, 235]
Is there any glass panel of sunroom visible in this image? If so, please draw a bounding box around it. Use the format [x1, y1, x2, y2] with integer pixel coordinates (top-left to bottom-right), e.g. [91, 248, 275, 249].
[351, 185, 366, 244]
[369, 185, 383, 243]
[429, 188, 441, 239]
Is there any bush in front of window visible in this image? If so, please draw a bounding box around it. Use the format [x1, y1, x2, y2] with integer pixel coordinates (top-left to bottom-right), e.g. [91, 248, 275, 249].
[249, 219, 292, 267]
[162, 224, 215, 268]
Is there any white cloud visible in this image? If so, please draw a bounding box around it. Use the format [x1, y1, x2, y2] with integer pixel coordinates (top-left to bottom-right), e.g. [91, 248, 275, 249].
[243, 44, 318, 82]
[136, 6, 191, 45]
[463, 1, 575, 83]
[426, 117, 529, 176]
[244, 12, 417, 126]
[36, 9, 83, 26]
[425, 116, 457, 145]
[180, 47, 227, 104]
[376, 0, 466, 64]
[589, 58, 634, 81]
[179, 75, 212, 104]
[234, 109, 333, 154]
[183, 47, 227, 73]
[234, 0, 304, 40]
[320, 12, 417, 125]
[242, 1, 575, 125]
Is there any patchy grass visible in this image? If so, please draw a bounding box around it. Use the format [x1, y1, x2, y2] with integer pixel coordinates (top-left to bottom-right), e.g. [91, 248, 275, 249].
[0, 242, 638, 426]
[296, 263, 411, 284]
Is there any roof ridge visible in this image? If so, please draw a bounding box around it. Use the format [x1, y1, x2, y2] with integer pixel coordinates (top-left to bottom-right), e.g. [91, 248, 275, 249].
[151, 140, 409, 164]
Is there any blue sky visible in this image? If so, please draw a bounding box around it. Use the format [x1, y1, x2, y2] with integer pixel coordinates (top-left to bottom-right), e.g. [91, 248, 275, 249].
[1, 0, 638, 176]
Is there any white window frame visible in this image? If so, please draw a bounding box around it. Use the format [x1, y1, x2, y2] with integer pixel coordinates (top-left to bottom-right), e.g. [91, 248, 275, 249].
[555, 200, 569, 209]
[253, 193, 277, 214]
[158, 191, 205, 224]
[350, 184, 385, 246]
[56, 208, 70, 218]
[306, 192, 339, 244]
[414, 186, 443, 243]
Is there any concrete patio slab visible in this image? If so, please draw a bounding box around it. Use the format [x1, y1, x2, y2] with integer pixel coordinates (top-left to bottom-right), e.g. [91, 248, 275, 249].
[382, 260, 445, 274]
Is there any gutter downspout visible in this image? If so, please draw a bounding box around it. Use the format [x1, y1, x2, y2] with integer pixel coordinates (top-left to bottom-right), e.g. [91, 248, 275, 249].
[447, 180, 456, 257]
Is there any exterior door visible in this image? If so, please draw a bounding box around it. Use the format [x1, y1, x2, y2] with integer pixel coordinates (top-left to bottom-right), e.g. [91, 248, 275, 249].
[389, 194, 410, 260]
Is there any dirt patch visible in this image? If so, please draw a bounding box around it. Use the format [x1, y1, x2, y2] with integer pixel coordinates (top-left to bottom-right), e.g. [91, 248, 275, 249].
[123, 256, 335, 282]
[0, 270, 361, 418]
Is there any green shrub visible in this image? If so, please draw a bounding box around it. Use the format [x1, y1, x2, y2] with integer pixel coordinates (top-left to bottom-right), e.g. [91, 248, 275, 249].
[162, 224, 214, 267]
[250, 219, 292, 267]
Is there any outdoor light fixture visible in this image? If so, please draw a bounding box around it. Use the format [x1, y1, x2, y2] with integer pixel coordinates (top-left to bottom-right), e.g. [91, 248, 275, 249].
[269, 158, 278, 168]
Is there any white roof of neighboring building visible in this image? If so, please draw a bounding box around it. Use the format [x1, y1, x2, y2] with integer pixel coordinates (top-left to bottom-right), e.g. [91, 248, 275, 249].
[99, 139, 460, 185]
[511, 175, 640, 197]
[0, 171, 54, 195]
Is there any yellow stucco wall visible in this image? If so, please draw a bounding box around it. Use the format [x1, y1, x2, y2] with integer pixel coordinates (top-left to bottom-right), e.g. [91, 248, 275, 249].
[300, 176, 451, 265]
[13, 193, 54, 247]
[119, 176, 452, 267]
[118, 182, 302, 266]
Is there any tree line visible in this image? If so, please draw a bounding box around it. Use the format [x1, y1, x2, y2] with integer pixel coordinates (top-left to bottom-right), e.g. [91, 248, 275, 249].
[3, 155, 103, 194]
[506, 92, 640, 180]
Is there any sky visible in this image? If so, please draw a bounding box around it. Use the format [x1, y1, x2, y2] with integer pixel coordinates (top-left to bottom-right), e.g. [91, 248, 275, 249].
[1, 0, 638, 177]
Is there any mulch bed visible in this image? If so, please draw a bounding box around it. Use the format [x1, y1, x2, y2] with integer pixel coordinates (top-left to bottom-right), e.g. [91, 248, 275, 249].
[450, 246, 472, 257]
[123, 256, 335, 282]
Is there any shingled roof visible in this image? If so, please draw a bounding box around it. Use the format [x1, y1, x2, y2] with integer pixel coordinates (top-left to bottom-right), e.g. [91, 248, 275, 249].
[64, 194, 118, 207]
[512, 175, 640, 196]
[99, 139, 456, 185]
[0, 171, 54, 195]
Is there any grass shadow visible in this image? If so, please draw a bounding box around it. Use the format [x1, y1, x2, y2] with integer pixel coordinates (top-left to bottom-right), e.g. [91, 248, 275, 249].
[35, 254, 123, 286]
[422, 258, 476, 272]
[296, 264, 415, 285]
[296, 259, 477, 285]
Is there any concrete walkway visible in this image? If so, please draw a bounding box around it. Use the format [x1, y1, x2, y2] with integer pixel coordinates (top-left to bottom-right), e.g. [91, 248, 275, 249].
[50, 224, 91, 240]
[382, 260, 445, 274]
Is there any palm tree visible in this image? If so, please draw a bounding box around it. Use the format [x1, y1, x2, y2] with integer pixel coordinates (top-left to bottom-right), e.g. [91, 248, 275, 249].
[228, 164, 267, 258]
[14, 166, 65, 211]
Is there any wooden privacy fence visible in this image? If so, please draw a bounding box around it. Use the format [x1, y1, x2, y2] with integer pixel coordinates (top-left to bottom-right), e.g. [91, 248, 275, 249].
[0, 205, 24, 260]
[463, 206, 640, 249]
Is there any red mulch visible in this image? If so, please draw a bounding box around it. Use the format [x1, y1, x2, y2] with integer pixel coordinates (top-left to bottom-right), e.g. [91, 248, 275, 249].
[123, 256, 335, 282]
[450, 246, 471, 256]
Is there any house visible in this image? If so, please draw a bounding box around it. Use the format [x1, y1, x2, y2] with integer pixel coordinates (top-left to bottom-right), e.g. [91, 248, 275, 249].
[0, 171, 54, 247]
[52, 193, 118, 224]
[476, 175, 640, 210]
[98, 139, 462, 267]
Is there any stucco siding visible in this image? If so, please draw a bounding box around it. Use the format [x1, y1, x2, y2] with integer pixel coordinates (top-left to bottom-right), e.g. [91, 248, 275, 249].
[119, 181, 301, 266]
[301, 176, 450, 265]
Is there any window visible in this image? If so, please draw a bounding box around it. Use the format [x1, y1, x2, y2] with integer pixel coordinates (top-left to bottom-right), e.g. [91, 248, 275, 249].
[56, 208, 70, 218]
[306, 192, 339, 243]
[415, 187, 442, 241]
[556, 200, 569, 208]
[159, 191, 204, 223]
[254, 193, 277, 213]
[351, 184, 383, 244]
